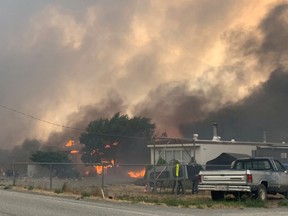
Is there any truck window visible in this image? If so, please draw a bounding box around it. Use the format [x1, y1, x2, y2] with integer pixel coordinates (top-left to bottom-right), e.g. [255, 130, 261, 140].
[258, 160, 272, 170]
[274, 160, 285, 172]
[234, 160, 272, 170]
[235, 161, 243, 170]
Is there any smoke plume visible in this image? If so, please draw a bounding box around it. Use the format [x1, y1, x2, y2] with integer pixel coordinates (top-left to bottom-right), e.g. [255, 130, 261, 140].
[0, 0, 287, 160]
[179, 3, 288, 142]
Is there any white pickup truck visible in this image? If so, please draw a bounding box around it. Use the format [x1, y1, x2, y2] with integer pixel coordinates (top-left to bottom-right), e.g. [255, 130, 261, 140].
[198, 157, 288, 201]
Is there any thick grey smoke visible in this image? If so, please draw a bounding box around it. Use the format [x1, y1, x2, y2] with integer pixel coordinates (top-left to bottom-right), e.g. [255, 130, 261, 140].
[4, 92, 126, 162]
[43, 91, 126, 148]
[180, 3, 288, 142]
[0, 0, 285, 159]
[181, 68, 288, 142]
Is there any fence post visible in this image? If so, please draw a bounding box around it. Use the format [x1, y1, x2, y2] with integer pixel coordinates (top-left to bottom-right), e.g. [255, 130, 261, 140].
[49, 164, 53, 191]
[153, 141, 157, 193]
[12, 162, 16, 186]
[101, 163, 105, 199]
[101, 163, 104, 190]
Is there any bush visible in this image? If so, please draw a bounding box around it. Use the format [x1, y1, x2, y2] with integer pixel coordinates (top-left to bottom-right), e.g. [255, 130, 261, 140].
[54, 188, 63, 194]
[3, 185, 12, 190]
[278, 199, 288, 207]
[62, 182, 69, 192]
[81, 191, 92, 198]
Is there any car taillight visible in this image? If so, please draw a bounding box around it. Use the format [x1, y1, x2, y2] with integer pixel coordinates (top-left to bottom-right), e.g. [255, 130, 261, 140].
[247, 174, 252, 183]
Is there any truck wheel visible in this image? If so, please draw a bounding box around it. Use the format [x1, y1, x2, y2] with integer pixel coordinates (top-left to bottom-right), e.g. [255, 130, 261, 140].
[256, 184, 267, 201]
[211, 191, 224, 201]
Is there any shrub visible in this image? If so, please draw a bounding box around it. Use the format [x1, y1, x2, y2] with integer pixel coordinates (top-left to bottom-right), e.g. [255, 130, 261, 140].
[62, 182, 69, 192]
[81, 191, 92, 198]
[3, 185, 12, 190]
[54, 188, 63, 194]
[278, 199, 288, 207]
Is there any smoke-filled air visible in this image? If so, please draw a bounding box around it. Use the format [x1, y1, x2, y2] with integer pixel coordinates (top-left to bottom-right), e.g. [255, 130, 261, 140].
[0, 0, 288, 160]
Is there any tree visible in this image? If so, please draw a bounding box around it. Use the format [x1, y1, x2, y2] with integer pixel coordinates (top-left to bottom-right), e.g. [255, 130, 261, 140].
[30, 151, 79, 178]
[80, 113, 155, 164]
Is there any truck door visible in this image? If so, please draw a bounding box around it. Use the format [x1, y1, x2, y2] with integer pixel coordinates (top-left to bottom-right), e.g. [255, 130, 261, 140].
[273, 160, 288, 192]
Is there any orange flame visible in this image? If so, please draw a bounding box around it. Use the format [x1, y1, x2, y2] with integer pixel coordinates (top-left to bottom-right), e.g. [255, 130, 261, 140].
[94, 165, 103, 174]
[65, 139, 74, 147]
[70, 150, 79, 154]
[94, 160, 115, 175]
[128, 168, 145, 178]
[111, 160, 115, 166]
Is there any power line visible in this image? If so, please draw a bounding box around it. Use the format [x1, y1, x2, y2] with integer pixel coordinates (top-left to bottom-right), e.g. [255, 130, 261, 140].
[0, 104, 149, 139]
[0, 104, 84, 131]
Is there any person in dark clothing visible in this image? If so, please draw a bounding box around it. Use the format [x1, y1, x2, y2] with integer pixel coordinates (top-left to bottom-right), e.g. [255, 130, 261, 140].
[172, 180, 184, 194]
[192, 175, 199, 194]
[187, 163, 203, 194]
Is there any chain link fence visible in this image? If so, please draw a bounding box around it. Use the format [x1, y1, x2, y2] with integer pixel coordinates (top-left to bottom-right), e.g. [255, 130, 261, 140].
[0, 162, 230, 197]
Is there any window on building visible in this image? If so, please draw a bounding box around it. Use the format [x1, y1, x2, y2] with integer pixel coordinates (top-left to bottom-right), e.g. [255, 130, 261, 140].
[182, 150, 192, 163]
[281, 153, 287, 159]
[174, 150, 181, 162]
[165, 151, 173, 162]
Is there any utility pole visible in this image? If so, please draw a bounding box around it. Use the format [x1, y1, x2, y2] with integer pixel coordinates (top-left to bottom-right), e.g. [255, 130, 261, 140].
[153, 140, 156, 193]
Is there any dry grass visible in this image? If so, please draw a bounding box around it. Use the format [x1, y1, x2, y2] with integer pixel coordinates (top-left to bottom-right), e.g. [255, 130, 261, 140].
[1, 177, 287, 209]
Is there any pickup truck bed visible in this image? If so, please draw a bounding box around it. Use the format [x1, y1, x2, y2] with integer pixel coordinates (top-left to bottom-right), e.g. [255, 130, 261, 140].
[198, 157, 288, 200]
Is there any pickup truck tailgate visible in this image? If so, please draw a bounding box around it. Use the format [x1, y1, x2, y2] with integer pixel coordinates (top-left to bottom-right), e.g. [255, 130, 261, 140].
[199, 170, 248, 185]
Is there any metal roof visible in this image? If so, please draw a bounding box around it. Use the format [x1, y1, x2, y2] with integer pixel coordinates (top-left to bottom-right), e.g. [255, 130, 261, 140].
[147, 137, 288, 148]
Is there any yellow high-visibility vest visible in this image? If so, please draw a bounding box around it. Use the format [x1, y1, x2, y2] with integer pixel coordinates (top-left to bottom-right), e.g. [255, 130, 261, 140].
[175, 164, 180, 177]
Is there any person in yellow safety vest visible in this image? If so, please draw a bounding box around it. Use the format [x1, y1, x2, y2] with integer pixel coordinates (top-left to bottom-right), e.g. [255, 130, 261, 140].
[172, 163, 184, 194]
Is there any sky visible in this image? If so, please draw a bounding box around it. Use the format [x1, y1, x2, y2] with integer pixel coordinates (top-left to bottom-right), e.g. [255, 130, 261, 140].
[0, 0, 287, 150]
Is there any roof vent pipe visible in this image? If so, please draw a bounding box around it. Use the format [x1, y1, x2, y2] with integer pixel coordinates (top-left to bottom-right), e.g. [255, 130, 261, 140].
[263, 131, 267, 143]
[212, 123, 220, 141]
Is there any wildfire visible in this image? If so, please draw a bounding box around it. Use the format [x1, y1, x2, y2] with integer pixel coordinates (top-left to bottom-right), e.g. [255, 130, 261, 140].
[65, 139, 74, 147]
[128, 168, 146, 178]
[94, 160, 115, 175]
[94, 165, 103, 174]
[70, 150, 79, 154]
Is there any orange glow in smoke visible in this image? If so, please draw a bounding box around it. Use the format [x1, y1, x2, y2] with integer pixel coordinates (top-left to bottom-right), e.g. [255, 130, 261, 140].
[112, 160, 115, 166]
[128, 168, 145, 178]
[65, 139, 74, 147]
[94, 165, 103, 174]
[93, 160, 115, 175]
[70, 150, 79, 154]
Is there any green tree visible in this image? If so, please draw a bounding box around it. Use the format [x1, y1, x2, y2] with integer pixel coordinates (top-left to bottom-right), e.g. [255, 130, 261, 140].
[30, 151, 79, 178]
[80, 113, 155, 164]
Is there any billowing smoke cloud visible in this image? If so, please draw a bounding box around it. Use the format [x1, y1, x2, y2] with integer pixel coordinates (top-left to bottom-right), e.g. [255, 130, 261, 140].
[180, 3, 288, 142]
[1, 91, 125, 162]
[0, 0, 285, 159]
[43, 90, 126, 148]
[181, 68, 288, 142]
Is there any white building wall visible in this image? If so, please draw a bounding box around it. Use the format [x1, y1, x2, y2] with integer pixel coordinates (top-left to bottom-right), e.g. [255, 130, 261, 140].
[149, 144, 256, 166]
[196, 144, 256, 166]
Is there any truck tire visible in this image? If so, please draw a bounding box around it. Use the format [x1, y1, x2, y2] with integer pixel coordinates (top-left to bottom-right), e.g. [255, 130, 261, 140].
[211, 191, 225, 201]
[256, 184, 267, 201]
